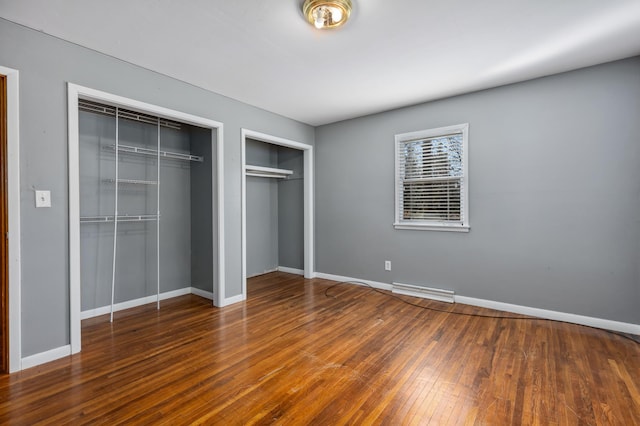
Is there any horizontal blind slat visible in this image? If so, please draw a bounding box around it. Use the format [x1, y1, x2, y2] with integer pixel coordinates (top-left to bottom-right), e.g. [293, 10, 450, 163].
[398, 131, 465, 224]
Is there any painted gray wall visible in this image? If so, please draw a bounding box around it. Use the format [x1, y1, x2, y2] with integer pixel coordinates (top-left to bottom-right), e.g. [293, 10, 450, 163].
[246, 138, 278, 168]
[277, 146, 304, 270]
[156, 126, 191, 295]
[246, 139, 279, 277]
[315, 57, 640, 324]
[245, 140, 305, 275]
[246, 177, 279, 277]
[190, 127, 215, 293]
[0, 19, 314, 357]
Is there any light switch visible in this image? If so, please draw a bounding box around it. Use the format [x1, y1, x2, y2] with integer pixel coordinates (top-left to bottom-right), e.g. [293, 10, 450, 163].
[35, 190, 51, 208]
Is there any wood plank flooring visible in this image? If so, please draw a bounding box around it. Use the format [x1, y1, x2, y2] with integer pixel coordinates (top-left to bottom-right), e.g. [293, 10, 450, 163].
[1, 272, 638, 424]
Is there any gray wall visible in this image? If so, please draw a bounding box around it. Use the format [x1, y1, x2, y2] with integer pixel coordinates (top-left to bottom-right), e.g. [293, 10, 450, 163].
[0, 19, 314, 357]
[245, 140, 305, 276]
[246, 138, 278, 168]
[190, 127, 215, 293]
[246, 139, 279, 277]
[277, 146, 304, 270]
[315, 57, 640, 324]
[156, 126, 191, 295]
[246, 177, 279, 277]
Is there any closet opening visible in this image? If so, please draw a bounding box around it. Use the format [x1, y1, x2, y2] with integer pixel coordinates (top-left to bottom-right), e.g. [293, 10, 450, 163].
[68, 84, 224, 354]
[241, 129, 314, 300]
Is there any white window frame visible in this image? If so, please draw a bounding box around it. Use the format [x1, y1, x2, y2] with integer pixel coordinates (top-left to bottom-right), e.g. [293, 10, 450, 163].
[394, 123, 470, 232]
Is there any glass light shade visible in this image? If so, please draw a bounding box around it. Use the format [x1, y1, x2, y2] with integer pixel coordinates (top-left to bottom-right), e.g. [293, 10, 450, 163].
[303, 0, 352, 30]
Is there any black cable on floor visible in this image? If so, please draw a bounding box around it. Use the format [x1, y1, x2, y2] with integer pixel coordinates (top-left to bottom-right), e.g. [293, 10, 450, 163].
[324, 280, 640, 346]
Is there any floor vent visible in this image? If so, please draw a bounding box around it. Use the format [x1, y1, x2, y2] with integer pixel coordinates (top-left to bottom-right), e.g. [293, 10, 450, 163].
[392, 282, 455, 303]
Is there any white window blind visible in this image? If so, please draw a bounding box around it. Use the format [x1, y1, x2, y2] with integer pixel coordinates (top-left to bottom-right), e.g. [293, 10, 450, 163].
[394, 124, 469, 232]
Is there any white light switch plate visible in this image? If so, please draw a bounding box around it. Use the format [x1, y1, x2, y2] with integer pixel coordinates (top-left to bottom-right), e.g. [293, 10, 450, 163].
[35, 190, 51, 208]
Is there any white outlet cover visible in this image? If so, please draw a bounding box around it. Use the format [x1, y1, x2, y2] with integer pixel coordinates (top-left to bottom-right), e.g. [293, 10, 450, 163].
[35, 190, 52, 208]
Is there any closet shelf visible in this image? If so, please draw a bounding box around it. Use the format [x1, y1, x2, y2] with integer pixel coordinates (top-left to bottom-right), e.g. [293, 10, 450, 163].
[106, 144, 203, 162]
[103, 178, 158, 185]
[245, 165, 293, 179]
[80, 214, 159, 223]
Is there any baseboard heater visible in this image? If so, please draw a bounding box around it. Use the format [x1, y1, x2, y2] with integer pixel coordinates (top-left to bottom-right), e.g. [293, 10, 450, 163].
[392, 282, 455, 303]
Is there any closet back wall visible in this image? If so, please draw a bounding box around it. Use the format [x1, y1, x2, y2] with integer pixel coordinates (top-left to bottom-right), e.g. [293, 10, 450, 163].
[245, 140, 304, 277]
[246, 140, 279, 277]
[190, 127, 215, 294]
[157, 125, 193, 296]
[277, 146, 304, 271]
[0, 19, 314, 359]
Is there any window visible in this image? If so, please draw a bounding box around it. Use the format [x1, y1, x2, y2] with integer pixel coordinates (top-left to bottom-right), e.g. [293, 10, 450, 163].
[394, 123, 469, 232]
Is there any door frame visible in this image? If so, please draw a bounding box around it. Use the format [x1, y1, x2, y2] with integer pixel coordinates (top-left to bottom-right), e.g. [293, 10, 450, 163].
[68, 83, 225, 354]
[0, 66, 21, 373]
[241, 129, 315, 300]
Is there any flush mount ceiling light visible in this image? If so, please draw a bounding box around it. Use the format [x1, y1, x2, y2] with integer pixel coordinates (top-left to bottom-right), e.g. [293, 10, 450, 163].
[303, 0, 352, 30]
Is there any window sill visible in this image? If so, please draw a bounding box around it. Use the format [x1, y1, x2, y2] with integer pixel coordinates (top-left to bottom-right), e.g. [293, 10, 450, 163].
[393, 223, 470, 233]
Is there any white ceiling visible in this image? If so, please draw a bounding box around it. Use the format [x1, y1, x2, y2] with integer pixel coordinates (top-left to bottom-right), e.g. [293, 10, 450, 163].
[2, 0, 640, 126]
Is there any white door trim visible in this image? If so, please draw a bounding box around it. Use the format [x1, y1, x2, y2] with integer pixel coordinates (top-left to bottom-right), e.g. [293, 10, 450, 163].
[67, 83, 225, 355]
[241, 129, 315, 301]
[0, 66, 21, 373]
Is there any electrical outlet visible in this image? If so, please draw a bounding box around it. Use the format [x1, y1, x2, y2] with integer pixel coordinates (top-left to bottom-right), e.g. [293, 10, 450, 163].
[35, 190, 52, 208]
[385, 260, 391, 271]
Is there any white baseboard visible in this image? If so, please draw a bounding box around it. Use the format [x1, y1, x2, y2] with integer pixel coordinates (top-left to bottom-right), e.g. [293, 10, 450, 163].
[247, 268, 278, 279]
[455, 295, 640, 335]
[219, 293, 245, 307]
[22, 345, 71, 370]
[316, 271, 640, 335]
[81, 287, 192, 320]
[277, 266, 304, 275]
[191, 287, 215, 300]
[314, 272, 393, 291]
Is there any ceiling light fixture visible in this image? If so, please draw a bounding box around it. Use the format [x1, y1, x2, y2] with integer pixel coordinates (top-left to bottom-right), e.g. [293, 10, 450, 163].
[303, 0, 352, 30]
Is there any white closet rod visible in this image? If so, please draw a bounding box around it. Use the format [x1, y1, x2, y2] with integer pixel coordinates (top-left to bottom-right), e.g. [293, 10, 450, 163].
[245, 172, 289, 179]
[106, 144, 203, 162]
[80, 214, 159, 223]
[244, 164, 293, 179]
[102, 178, 158, 185]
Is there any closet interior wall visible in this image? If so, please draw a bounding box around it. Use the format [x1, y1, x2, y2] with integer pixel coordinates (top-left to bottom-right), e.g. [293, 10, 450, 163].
[190, 127, 215, 294]
[78, 104, 214, 316]
[276, 145, 304, 271]
[245, 139, 304, 277]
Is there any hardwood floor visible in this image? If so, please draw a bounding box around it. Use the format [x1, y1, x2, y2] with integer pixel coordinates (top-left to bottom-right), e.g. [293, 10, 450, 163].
[1, 272, 638, 424]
